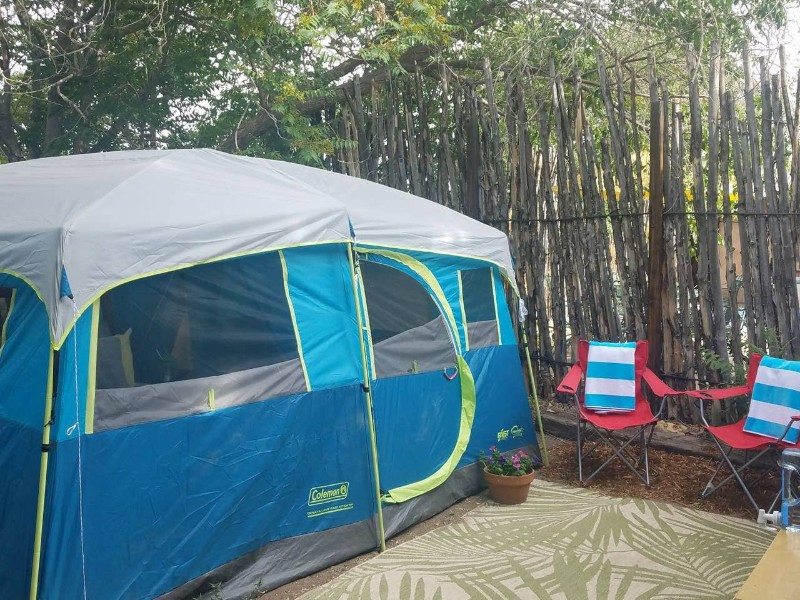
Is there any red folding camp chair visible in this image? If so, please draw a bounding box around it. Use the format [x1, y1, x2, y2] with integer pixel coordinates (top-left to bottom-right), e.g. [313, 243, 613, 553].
[557, 340, 681, 486]
[686, 354, 800, 514]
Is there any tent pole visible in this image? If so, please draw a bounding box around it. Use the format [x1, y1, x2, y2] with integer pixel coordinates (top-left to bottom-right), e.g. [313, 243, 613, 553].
[521, 322, 549, 466]
[30, 348, 55, 600]
[347, 243, 386, 552]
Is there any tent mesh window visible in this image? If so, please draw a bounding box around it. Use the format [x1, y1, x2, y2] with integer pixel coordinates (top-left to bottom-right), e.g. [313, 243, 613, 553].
[92, 251, 305, 431]
[360, 260, 456, 379]
[460, 268, 500, 349]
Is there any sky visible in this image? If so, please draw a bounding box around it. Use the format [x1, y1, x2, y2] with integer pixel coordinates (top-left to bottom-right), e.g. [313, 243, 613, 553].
[758, 3, 800, 73]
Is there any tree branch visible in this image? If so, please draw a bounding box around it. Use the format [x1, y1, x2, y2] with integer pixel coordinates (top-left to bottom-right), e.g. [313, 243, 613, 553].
[0, 15, 24, 161]
[220, 0, 508, 153]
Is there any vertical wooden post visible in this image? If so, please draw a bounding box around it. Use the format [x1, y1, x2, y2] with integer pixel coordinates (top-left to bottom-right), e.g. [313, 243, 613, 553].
[464, 82, 481, 220]
[706, 40, 729, 375]
[647, 86, 665, 371]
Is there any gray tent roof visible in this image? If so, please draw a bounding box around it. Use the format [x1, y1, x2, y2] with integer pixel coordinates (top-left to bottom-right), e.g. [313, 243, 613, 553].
[0, 149, 514, 346]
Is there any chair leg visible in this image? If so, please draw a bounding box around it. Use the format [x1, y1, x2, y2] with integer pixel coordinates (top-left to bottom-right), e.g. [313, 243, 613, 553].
[633, 427, 651, 486]
[769, 488, 782, 513]
[642, 425, 652, 486]
[702, 451, 729, 497]
[701, 437, 763, 514]
[727, 460, 761, 515]
[581, 438, 604, 461]
[583, 425, 651, 486]
[645, 419, 657, 447]
[577, 418, 583, 483]
[635, 428, 645, 468]
[703, 448, 767, 498]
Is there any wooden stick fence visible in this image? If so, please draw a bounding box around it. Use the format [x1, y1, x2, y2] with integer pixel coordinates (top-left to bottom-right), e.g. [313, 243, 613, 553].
[327, 43, 800, 425]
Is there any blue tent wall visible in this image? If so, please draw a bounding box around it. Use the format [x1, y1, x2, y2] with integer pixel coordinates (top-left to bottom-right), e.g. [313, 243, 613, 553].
[20, 242, 535, 599]
[355, 248, 537, 504]
[35, 244, 378, 600]
[372, 370, 463, 491]
[0, 274, 51, 599]
[281, 244, 361, 389]
[461, 345, 537, 465]
[37, 307, 94, 600]
[38, 385, 376, 599]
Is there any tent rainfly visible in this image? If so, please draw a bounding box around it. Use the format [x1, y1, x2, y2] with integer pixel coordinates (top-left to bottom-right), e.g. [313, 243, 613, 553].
[0, 149, 539, 600]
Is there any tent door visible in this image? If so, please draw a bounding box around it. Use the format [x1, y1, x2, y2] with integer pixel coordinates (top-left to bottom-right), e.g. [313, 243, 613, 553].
[358, 258, 467, 502]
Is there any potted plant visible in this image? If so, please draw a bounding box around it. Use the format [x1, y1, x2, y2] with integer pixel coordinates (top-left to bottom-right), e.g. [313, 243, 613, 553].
[479, 446, 536, 505]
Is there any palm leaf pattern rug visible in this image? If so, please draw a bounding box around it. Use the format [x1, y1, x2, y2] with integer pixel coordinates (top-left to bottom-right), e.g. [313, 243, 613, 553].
[299, 480, 773, 600]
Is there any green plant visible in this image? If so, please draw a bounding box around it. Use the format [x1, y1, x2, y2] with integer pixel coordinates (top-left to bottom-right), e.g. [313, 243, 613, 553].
[749, 327, 788, 359]
[208, 582, 224, 600]
[245, 579, 267, 600]
[700, 348, 744, 384]
[479, 446, 535, 476]
[193, 578, 266, 600]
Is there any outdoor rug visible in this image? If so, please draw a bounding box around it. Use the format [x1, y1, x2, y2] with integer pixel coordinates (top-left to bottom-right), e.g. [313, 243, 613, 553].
[298, 480, 774, 600]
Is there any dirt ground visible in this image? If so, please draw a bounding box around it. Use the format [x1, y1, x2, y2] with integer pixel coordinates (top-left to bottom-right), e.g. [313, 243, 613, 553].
[541, 435, 780, 520]
[258, 432, 779, 599]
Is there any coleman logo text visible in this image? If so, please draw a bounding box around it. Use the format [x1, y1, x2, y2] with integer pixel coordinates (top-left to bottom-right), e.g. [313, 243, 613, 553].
[308, 482, 349, 506]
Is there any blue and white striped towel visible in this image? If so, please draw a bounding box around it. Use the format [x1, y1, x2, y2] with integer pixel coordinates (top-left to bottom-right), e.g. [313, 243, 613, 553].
[584, 341, 637, 412]
[743, 356, 800, 444]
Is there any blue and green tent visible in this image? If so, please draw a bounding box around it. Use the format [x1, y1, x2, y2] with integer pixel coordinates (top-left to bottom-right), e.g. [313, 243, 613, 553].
[0, 149, 541, 599]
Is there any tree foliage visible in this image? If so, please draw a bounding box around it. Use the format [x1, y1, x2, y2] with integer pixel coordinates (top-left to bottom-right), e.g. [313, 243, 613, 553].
[0, 0, 791, 163]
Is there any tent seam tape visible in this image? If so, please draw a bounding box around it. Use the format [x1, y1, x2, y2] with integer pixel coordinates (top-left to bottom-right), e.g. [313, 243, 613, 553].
[354, 271, 376, 381]
[84, 301, 100, 435]
[0, 269, 46, 306]
[28, 348, 54, 600]
[490, 268, 502, 345]
[349, 256, 378, 381]
[279, 250, 311, 392]
[457, 272, 469, 352]
[347, 243, 386, 551]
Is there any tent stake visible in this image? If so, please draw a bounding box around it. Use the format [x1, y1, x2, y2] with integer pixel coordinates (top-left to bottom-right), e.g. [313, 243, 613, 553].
[347, 244, 386, 552]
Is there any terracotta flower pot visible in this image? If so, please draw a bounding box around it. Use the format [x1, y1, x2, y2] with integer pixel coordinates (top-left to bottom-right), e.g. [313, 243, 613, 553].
[483, 468, 535, 505]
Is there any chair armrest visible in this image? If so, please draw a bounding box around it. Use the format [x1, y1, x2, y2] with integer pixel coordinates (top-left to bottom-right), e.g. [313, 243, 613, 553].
[642, 368, 681, 397]
[557, 363, 583, 395]
[775, 415, 800, 443]
[686, 385, 751, 401]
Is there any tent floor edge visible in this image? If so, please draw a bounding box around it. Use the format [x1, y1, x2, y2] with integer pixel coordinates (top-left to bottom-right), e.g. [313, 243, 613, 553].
[159, 452, 538, 600]
[157, 519, 376, 600]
